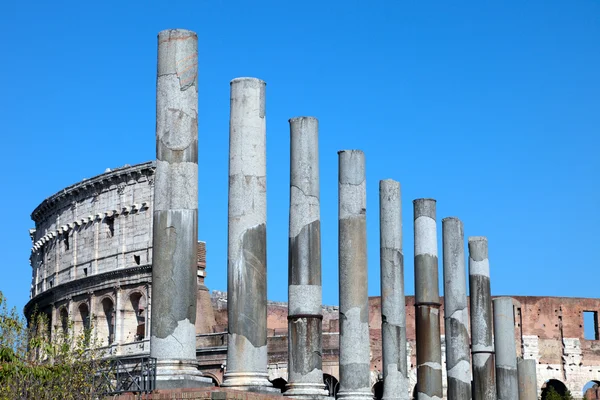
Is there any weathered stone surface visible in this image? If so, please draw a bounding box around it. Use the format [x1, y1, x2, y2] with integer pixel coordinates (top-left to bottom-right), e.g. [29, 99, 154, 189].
[223, 77, 273, 392]
[469, 237, 496, 400]
[286, 117, 327, 399]
[442, 217, 471, 400]
[337, 150, 371, 400]
[150, 28, 210, 388]
[414, 199, 443, 400]
[493, 297, 518, 400]
[379, 180, 409, 400]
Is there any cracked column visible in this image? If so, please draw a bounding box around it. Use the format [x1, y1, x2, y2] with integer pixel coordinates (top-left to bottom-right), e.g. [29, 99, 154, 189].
[150, 29, 211, 388]
[517, 358, 537, 400]
[414, 199, 443, 400]
[442, 217, 472, 400]
[493, 297, 518, 400]
[379, 180, 409, 400]
[222, 77, 273, 392]
[469, 237, 496, 400]
[338, 150, 371, 400]
[285, 117, 328, 399]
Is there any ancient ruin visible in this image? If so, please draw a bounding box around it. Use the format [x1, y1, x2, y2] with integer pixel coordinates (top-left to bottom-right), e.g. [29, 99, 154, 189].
[24, 28, 600, 399]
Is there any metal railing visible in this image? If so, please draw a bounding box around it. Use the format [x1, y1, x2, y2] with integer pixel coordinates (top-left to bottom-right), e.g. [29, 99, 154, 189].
[94, 355, 157, 396]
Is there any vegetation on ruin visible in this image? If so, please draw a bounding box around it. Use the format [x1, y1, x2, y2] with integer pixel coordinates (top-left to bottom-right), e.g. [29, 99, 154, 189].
[544, 386, 574, 400]
[0, 291, 109, 400]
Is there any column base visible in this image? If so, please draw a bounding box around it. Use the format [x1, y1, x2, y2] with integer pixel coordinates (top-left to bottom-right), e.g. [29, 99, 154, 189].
[154, 359, 214, 389]
[336, 390, 374, 400]
[221, 372, 279, 393]
[284, 382, 330, 399]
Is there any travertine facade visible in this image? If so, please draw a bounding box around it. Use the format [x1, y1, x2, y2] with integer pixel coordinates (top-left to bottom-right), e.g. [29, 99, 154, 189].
[25, 162, 600, 399]
[26, 162, 156, 353]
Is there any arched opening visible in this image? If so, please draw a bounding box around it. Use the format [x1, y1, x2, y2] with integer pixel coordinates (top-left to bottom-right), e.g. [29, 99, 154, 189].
[541, 379, 568, 400]
[79, 303, 90, 330]
[101, 298, 115, 345]
[270, 378, 287, 393]
[59, 307, 69, 335]
[77, 303, 90, 345]
[372, 380, 384, 400]
[323, 374, 339, 397]
[128, 292, 146, 341]
[583, 380, 600, 398]
[202, 372, 220, 387]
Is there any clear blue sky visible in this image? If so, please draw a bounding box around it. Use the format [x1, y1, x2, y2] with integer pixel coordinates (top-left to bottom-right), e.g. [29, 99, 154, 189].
[1, 1, 598, 316]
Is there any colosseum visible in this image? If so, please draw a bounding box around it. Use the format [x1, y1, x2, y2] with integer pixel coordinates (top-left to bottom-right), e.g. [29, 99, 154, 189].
[25, 161, 600, 399]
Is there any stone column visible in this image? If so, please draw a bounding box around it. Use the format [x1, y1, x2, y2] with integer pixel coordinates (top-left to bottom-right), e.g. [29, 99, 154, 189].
[468, 237, 496, 400]
[493, 297, 518, 400]
[222, 77, 273, 391]
[442, 217, 471, 400]
[337, 150, 371, 400]
[517, 358, 537, 400]
[413, 199, 443, 400]
[285, 117, 328, 399]
[379, 180, 409, 400]
[150, 29, 211, 389]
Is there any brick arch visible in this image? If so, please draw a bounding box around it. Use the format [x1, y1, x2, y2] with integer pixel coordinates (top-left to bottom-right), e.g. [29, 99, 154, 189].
[582, 380, 600, 398]
[372, 380, 383, 400]
[541, 379, 568, 399]
[323, 373, 339, 397]
[202, 372, 221, 387]
[124, 291, 146, 341]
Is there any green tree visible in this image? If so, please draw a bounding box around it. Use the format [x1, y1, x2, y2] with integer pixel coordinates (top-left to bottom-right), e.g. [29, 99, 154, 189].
[0, 291, 109, 400]
[544, 386, 563, 400]
[544, 386, 575, 400]
[563, 389, 574, 400]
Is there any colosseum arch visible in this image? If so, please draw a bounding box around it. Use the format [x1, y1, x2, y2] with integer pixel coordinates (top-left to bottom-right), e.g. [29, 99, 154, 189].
[541, 379, 568, 399]
[100, 297, 115, 345]
[124, 291, 146, 342]
[75, 302, 90, 343]
[583, 380, 600, 398]
[59, 306, 69, 335]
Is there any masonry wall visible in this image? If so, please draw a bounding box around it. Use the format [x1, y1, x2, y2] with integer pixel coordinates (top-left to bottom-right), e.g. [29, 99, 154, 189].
[204, 292, 600, 399]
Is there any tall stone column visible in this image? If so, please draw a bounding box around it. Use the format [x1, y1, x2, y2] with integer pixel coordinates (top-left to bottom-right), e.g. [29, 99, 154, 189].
[493, 297, 518, 400]
[150, 29, 211, 389]
[442, 217, 471, 400]
[468, 237, 496, 400]
[337, 150, 371, 400]
[222, 77, 273, 391]
[413, 199, 443, 400]
[285, 117, 328, 399]
[517, 358, 537, 400]
[379, 180, 409, 400]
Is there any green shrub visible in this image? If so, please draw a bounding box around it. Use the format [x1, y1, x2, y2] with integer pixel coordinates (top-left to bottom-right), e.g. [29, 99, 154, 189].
[0, 291, 108, 400]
